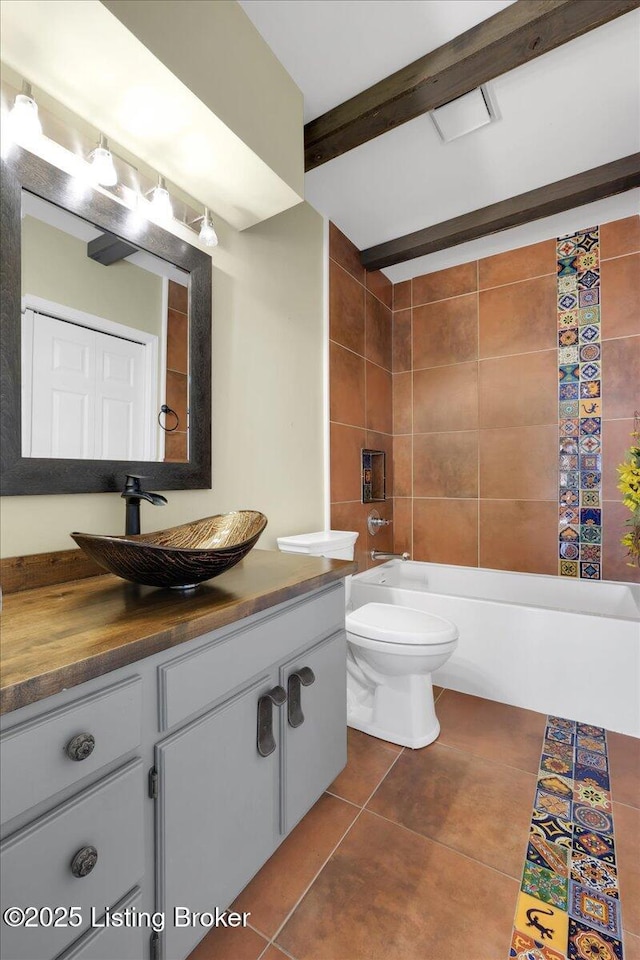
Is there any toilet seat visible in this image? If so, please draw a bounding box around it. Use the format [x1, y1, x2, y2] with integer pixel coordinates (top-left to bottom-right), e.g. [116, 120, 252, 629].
[346, 602, 458, 646]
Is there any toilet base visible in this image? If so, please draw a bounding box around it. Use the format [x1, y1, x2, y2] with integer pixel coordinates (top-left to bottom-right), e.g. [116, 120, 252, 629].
[346, 667, 441, 749]
[347, 713, 440, 750]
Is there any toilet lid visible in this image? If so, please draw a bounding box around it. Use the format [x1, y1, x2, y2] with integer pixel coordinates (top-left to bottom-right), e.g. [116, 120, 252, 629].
[346, 603, 458, 645]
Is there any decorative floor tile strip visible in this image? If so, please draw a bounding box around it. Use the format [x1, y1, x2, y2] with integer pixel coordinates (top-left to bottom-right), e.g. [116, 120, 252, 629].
[557, 226, 603, 580]
[509, 716, 625, 960]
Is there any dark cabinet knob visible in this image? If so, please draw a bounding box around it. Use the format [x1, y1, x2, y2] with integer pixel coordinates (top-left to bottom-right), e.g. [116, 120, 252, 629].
[70, 846, 98, 878]
[257, 685, 287, 757]
[287, 667, 316, 728]
[66, 733, 95, 761]
[65, 733, 96, 760]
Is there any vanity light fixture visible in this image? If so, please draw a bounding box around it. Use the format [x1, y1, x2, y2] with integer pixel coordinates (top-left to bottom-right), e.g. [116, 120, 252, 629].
[4, 80, 42, 150]
[198, 208, 219, 248]
[148, 174, 173, 222]
[88, 133, 118, 187]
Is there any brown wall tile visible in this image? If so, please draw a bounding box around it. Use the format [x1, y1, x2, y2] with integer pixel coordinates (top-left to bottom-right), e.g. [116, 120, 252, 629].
[478, 239, 556, 289]
[414, 432, 479, 498]
[393, 498, 412, 555]
[366, 361, 392, 434]
[393, 309, 412, 372]
[479, 500, 557, 575]
[602, 336, 640, 420]
[329, 222, 364, 283]
[479, 275, 556, 358]
[479, 351, 557, 428]
[413, 294, 478, 369]
[330, 260, 365, 354]
[330, 501, 369, 573]
[600, 215, 640, 260]
[365, 292, 392, 370]
[164, 431, 187, 462]
[168, 280, 188, 314]
[602, 500, 640, 583]
[413, 262, 477, 306]
[166, 370, 188, 426]
[330, 423, 366, 503]
[393, 436, 412, 497]
[330, 342, 365, 427]
[600, 254, 640, 340]
[394, 280, 411, 311]
[413, 499, 478, 566]
[393, 372, 412, 434]
[365, 269, 392, 309]
[414, 363, 478, 433]
[480, 425, 558, 501]
[602, 419, 636, 501]
[166, 308, 188, 373]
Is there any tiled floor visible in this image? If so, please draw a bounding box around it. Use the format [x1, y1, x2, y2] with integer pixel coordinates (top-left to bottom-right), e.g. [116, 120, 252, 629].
[187, 689, 639, 960]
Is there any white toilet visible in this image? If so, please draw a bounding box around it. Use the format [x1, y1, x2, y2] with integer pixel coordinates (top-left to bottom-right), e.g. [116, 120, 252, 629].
[277, 531, 458, 750]
[346, 603, 458, 748]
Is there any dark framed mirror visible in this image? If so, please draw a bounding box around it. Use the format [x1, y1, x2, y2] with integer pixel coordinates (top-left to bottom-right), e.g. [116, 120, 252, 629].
[1, 147, 212, 495]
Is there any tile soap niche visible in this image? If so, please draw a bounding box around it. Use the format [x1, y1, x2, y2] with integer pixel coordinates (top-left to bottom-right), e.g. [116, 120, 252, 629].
[362, 449, 386, 503]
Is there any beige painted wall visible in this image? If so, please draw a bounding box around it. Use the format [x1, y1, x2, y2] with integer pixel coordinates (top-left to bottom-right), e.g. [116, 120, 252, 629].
[102, 0, 304, 199]
[0, 200, 326, 556]
[22, 216, 163, 336]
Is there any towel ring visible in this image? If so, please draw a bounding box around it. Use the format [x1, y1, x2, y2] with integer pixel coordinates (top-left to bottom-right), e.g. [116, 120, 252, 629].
[158, 404, 180, 432]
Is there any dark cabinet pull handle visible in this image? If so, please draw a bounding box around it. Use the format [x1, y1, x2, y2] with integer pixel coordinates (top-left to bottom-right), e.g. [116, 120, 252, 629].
[287, 667, 316, 728]
[66, 733, 95, 761]
[257, 685, 287, 757]
[70, 846, 98, 878]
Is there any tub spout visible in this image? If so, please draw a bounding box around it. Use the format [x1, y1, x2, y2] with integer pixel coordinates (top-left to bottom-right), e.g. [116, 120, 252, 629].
[370, 550, 410, 561]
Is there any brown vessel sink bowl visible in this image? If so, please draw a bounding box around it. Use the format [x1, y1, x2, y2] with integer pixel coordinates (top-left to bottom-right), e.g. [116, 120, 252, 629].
[71, 511, 268, 589]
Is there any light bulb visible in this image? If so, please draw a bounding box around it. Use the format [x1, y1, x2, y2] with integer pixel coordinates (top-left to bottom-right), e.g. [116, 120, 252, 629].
[149, 176, 173, 222]
[89, 134, 117, 187]
[199, 209, 218, 247]
[5, 83, 42, 148]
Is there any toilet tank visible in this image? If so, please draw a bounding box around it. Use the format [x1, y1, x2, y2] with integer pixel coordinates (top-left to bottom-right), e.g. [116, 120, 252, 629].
[277, 531, 358, 561]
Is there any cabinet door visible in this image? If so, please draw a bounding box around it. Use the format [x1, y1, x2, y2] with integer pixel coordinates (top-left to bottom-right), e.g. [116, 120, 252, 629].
[156, 675, 281, 960]
[280, 631, 347, 834]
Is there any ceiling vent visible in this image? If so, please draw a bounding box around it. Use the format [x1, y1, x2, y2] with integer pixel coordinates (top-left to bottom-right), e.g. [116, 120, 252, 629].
[430, 86, 498, 143]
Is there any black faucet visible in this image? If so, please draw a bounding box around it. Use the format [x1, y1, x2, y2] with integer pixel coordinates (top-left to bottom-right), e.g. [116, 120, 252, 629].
[121, 475, 167, 535]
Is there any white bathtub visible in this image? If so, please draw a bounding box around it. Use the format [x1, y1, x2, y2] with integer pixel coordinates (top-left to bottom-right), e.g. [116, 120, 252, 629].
[349, 561, 640, 737]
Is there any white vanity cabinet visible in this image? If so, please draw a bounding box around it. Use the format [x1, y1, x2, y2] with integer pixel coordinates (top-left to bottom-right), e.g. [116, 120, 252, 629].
[0, 579, 347, 960]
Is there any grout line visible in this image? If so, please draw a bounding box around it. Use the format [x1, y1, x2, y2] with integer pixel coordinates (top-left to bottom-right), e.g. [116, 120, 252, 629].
[265, 749, 405, 952]
[266, 807, 366, 948]
[329, 337, 393, 374]
[430, 736, 542, 780]
[323, 790, 363, 810]
[364, 806, 524, 883]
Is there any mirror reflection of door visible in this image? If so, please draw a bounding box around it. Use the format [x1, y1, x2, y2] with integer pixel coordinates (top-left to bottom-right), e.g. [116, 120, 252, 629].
[20, 191, 190, 462]
[22, 306, 153, 460]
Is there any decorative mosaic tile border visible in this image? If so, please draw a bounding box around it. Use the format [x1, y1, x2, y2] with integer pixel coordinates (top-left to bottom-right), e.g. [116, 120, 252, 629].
[509, 716, 625, 960]
[557, 227, 603, 580]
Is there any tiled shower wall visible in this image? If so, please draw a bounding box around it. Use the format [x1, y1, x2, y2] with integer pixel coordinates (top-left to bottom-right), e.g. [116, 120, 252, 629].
[329, 224, 394, 571]
[391, 216, 639, 583]
[328, 216, 639, 582]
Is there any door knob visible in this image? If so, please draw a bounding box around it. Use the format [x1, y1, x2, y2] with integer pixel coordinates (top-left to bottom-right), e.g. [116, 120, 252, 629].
[257, 685, 287, 757]
[287, 667, 316, 728]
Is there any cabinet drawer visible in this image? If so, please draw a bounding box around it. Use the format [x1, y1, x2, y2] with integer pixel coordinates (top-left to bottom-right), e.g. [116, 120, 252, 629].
[0, 677, 142, 825]
[159, 583, 344, 729]
[55, 887, 144, 960]
[0, 760, 144, 960]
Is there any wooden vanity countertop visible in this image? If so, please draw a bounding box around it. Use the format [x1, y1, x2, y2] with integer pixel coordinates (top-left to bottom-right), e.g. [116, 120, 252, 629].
[0, 550, 356, 716]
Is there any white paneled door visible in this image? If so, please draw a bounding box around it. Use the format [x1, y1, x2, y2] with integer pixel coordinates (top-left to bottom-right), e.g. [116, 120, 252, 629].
[25, 311, 147, 459]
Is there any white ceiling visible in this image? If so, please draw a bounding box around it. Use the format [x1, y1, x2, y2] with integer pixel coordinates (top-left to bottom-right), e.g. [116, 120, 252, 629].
[239, 1, 640, 280]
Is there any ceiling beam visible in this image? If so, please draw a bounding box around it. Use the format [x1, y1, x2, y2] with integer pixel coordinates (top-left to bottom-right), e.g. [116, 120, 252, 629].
[304, 0, 640, 171]
[360, 154, 640, 270]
